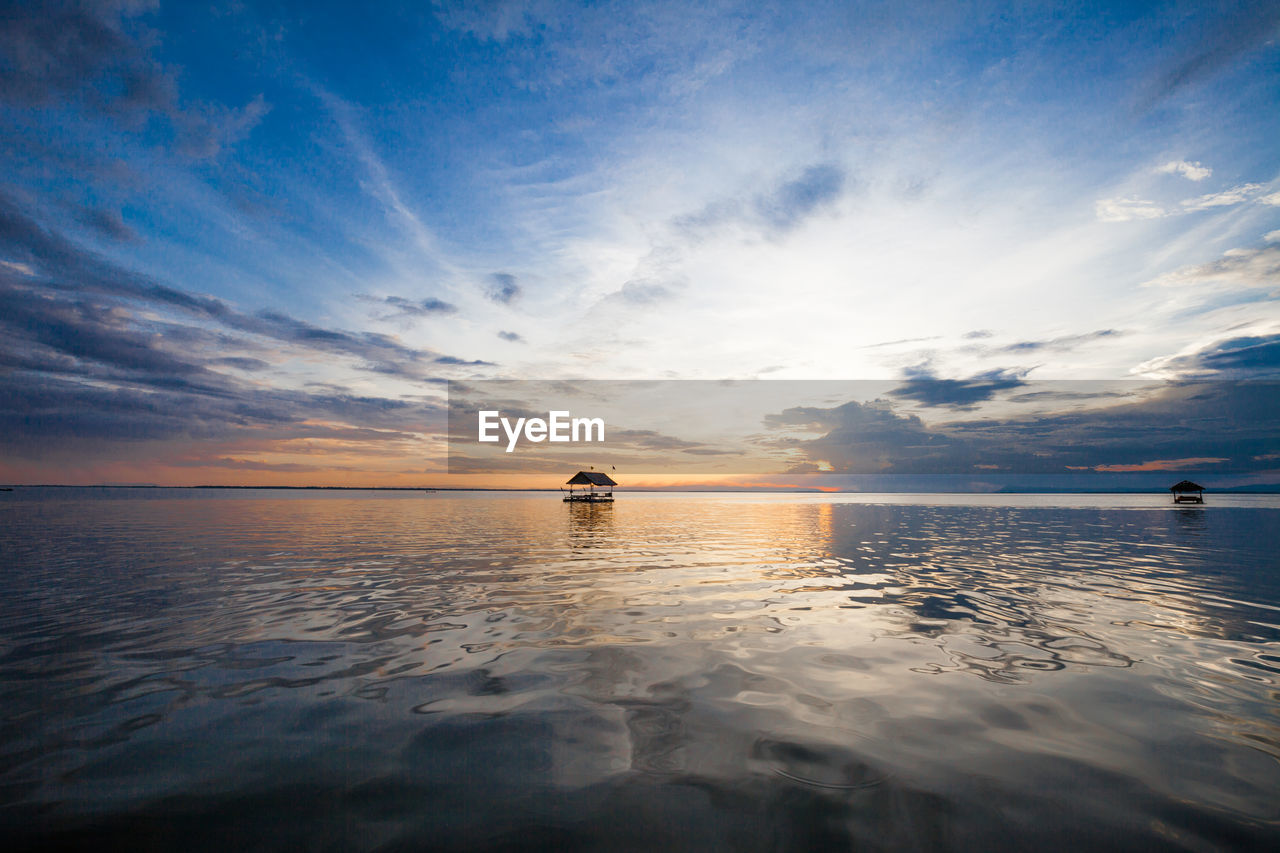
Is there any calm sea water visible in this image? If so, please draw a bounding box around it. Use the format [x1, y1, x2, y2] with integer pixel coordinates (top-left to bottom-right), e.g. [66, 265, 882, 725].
[1, 489, 1278, 851]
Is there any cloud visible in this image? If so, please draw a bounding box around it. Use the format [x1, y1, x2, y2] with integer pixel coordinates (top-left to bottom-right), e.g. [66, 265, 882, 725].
[0, 1, 268, 161]
[497, 330, 524, 342]
[313, 85, 444, 258]
[755, 163, 846, 232]
[432, 0, 756, 98]
[1093, 457, 1229, 473]
[0, 362, 445, 454]
[1156, 160, 1212, 181]
[607, 429, 711, 451]
[433, 355, 495, 366]
[1142, 1, 1280, 107]
[860, 335, 942, 349]
[618, 279, 675, 304]
[1180, 183, 1264, 211]
[0, 282, 226, 391]
[0, 190, 496, 381]
[486, 272, 521, 303]
[1143, 243, 1280, 289]
[77, 206, 138, 242]
[891, 368, 1028, 409]
[766, 382, 1280, 476]
[674, 162, 848, 240]
[1098, 182, 1272, 222]
[1136, 334, 1280, 379]
[363, 294, 459, 320]
[0, 1, 165, 111]
[175, 94, 272, 161]
[597, 278, 679, 309]
[765, 398, 968, 474]
[211, 356, 271, 372]
[1095, 197, 1165, 222]
[1000, 329, 1124, 352]
[167, 457, 360, 473]
[0, 189, 502, 469]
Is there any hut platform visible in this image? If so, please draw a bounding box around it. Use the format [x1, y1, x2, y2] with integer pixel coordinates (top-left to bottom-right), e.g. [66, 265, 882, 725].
[563, 492, 614, 503]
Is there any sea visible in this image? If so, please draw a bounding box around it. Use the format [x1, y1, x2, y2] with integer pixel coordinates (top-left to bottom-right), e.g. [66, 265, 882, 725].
[1, 488, 1278, 851]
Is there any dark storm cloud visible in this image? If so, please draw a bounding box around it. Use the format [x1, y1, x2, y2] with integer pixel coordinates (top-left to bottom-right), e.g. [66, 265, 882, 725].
[486, 272, 521, 303]
[891, 368, 1027, 408]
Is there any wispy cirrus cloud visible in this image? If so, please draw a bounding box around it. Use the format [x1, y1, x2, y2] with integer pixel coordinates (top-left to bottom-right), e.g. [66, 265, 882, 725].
[1095, 197, 1166, 222]
[1180, 183, 1266, 211]
[1096, 182, 1274, 221]
[1143, 240, 1280, 289]
[999, 330, 1125, 353]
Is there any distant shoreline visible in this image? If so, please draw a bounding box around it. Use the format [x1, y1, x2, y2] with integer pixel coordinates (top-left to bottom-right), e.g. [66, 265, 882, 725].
[5, 484, 1280, 495]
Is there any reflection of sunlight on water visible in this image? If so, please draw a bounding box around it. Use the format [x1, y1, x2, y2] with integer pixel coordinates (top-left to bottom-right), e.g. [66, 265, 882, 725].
[2, 492, 1279, 849]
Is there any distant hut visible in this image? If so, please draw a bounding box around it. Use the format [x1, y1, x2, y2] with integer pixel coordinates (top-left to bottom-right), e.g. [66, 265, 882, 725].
[563, 470, 616, 503]
[1170, 480, 1205, 504]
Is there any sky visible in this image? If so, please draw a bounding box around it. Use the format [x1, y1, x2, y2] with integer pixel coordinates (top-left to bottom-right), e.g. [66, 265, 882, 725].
[1, 0, 1278, 487]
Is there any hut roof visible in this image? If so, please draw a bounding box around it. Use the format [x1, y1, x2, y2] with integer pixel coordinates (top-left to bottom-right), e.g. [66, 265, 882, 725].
[567, 471, 616, 486]
[1169, 480, 1205, 492]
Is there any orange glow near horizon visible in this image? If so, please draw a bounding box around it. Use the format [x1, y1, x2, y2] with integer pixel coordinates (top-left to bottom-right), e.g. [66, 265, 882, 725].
[0, 455, 819, 490]
[1092, 457, 1230, 473]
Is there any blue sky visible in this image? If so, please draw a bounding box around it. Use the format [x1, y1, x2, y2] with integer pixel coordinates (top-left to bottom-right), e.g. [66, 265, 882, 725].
[2, 0, 1278, 485]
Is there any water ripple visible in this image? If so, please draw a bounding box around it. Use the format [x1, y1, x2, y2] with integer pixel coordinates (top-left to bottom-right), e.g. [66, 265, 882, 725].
[2, 492, 1279, 850]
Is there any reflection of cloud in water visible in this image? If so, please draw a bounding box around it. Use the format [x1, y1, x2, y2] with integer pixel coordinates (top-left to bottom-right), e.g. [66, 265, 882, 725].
[4, 493, 1280, 848]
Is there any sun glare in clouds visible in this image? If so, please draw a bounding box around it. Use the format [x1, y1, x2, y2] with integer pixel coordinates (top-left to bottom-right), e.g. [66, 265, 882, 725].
[0, 1, 1277, 485]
